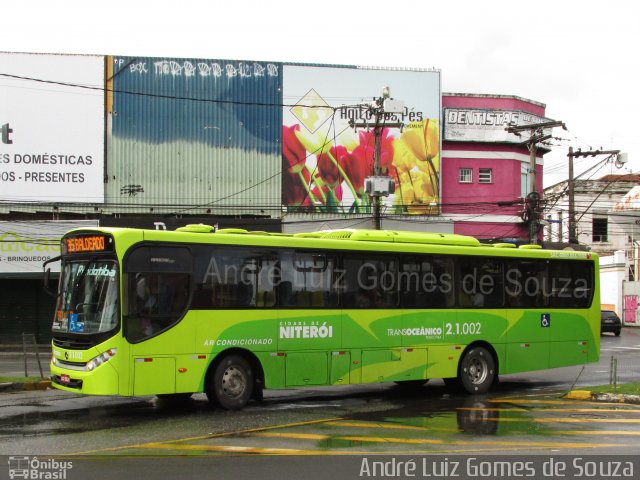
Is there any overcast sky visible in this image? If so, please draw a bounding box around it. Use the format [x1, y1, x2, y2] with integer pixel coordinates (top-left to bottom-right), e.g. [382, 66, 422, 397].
[3, 0, 636, 188]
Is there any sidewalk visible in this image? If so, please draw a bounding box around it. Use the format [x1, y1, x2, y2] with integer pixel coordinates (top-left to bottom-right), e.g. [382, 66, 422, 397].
[0, 348, 52, 392]
[563, 389, 640, 404]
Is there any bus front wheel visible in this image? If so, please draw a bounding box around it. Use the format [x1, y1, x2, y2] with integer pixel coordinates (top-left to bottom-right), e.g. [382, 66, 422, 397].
[207, 355, 254, 410]
[458, 346, 495, 394]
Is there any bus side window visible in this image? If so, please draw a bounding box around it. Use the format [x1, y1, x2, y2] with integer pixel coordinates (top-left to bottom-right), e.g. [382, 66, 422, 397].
[123, 245, 192, 342]
[505, 261, 549, 308]
[457, 257, 504, 309]
[342, 255, 398, 309]
[549, 260, 593, 308]
[125, 271, 191, 342]
[400, 255, 454, 309]
[278, 250, 339, 309]
[191, 247, 278, 309]
[278, 281, 294, 307]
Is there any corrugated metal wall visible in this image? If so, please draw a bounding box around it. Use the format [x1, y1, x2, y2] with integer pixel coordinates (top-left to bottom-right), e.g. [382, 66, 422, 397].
[106, 57, 283, 215]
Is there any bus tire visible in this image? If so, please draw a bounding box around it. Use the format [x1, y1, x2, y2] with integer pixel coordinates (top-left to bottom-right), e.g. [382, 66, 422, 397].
[458, 346, 495, 394]
[207, 355, 254, 410]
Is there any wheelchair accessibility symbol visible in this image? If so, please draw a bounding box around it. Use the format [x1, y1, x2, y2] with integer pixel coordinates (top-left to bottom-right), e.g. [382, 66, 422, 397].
[541, 314, 551, 328]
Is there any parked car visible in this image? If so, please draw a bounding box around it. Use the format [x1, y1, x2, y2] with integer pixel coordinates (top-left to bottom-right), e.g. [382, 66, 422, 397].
[600, 310, 622, 336]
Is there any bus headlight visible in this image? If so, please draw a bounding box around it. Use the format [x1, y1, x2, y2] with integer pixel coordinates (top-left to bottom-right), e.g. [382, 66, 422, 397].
[52, 356, 59, 366]
[85, 348, 117, 371]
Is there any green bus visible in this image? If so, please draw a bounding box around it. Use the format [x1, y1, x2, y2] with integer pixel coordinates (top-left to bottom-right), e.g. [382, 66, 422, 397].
[47, 225, 599, 409]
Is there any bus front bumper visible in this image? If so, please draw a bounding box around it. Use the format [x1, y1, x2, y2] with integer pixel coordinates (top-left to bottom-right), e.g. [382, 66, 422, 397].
[50, 361, 119, 395]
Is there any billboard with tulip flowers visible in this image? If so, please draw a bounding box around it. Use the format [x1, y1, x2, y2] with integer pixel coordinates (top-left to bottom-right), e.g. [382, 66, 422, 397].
[283, 65, 441, 215]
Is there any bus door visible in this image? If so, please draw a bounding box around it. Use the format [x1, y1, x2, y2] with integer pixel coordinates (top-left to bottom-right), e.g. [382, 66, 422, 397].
[123, 246, 193, 395]
[339, 254, 406, 384]
[504, 260, 550, 373]
[454, 257, 508, 375]
[277, 251, 342, 387]
[399, 255, 454, 380]
[546, 260, 594, 368]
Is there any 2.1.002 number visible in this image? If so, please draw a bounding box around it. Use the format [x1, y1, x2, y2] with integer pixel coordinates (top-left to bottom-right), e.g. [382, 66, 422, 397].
[444, 322, 481, 336]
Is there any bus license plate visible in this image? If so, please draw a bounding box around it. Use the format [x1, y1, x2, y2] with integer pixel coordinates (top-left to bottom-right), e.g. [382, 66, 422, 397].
[60, 374, 70, 384]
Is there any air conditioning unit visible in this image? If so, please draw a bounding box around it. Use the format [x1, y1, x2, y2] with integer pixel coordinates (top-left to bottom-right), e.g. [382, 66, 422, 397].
[364, 176, 396, 197]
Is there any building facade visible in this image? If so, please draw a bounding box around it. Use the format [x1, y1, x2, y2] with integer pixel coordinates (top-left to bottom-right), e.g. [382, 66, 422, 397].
[544, 174, 640, 257]
[442, 93, 548, 241]
[0, 52, 553, 342]
[545, 175, 640, 323]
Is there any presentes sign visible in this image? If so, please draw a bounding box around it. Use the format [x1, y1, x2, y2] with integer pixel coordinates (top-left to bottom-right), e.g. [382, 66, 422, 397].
[0, 53, 105, 203]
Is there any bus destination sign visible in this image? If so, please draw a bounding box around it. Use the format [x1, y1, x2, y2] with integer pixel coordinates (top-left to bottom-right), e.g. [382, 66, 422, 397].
[63, 235, 112, 254]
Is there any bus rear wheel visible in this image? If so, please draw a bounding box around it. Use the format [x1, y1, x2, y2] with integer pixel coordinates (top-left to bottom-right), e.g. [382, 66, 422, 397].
[207, 355, 254, 410]
[458, 346, 495, 394]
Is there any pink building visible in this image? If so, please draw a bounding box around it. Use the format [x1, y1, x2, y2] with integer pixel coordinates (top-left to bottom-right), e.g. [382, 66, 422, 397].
[441, 94, 547, 241]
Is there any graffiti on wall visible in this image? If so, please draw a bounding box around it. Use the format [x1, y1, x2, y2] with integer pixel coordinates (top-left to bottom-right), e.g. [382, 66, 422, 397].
[624, 295, 638, 324]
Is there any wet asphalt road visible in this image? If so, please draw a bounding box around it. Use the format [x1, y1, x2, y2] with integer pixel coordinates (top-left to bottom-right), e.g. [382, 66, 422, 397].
[0, 329, 639, 480]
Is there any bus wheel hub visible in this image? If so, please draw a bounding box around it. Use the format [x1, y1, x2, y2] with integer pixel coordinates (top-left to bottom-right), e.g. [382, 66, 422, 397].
[222, 367, 246, 397]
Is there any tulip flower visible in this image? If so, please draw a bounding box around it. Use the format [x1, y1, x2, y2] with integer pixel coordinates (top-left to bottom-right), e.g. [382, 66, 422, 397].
[357, 128, 395, 174]
[399, 119, 439, 190]
[282, 124, 323, 207]
[392, 119, 440, 212]
[402, 119, 439, 162]
[341, 147, 367, 195]
[317, 147, 344, 186]
[282, 125, 307, 174]
[283, 168, 311, 206]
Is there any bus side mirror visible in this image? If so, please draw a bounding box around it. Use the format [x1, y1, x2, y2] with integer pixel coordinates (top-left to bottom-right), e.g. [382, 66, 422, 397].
[43, 255, 61, 298]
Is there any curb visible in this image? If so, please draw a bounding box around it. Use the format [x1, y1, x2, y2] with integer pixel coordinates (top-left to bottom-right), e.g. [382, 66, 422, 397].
[0, 380, 51, 392]
[564, 390, 640, 404]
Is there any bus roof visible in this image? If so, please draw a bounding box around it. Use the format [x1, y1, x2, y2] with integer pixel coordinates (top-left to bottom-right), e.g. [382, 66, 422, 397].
[68, 225, 596, 262]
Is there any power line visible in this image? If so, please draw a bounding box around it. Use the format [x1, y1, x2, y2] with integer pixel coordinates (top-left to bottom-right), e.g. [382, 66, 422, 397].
[0, 72, 340, 110]
[172, 115, 348, 215]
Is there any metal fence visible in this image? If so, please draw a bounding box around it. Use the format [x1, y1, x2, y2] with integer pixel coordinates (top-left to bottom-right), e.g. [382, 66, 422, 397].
[0, 333, 47, 379]
[569, 354, 640, 393]
[605, 355, 640, 391]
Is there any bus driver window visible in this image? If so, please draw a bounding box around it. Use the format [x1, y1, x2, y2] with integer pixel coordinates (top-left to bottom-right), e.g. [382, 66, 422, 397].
[135, 275, 156, 336]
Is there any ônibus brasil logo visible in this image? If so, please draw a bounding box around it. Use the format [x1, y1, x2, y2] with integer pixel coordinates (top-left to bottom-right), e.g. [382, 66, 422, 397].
[8, 456, 72, 479]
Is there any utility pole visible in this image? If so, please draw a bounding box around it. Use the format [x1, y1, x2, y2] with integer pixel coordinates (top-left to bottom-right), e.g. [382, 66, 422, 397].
[567, 148, 625, 244]
[350, 87, 403, 230]
[372, 122, 383, 230]
[568, 146, 576, 244]
[506, 120, 566, 244]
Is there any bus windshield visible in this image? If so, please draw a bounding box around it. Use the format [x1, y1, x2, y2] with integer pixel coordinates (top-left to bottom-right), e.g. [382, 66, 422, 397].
[53, 259, 119, 335]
